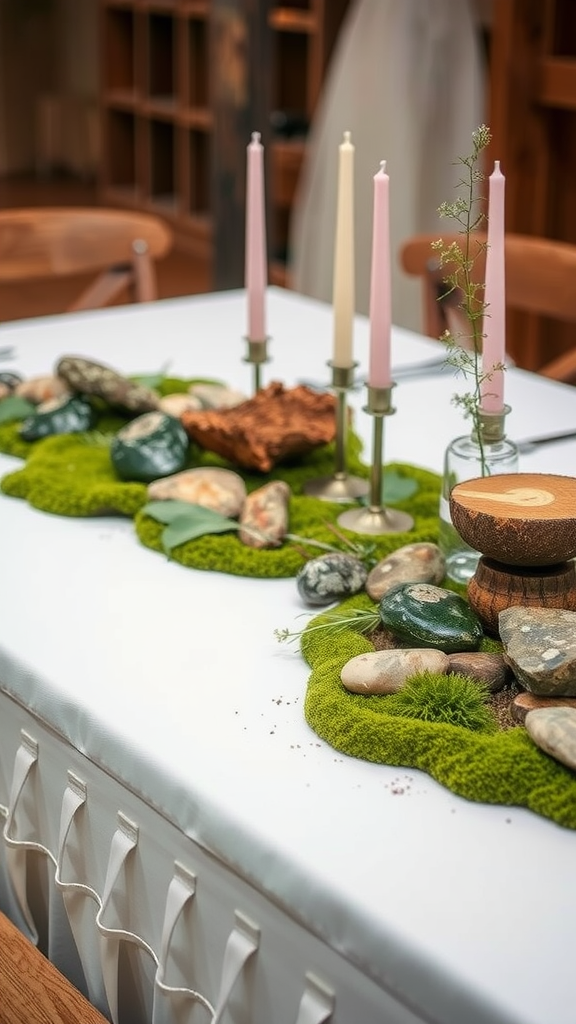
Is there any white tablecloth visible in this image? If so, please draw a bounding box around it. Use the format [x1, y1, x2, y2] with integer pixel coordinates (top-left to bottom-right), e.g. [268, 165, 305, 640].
[1, 289, 575, 1024]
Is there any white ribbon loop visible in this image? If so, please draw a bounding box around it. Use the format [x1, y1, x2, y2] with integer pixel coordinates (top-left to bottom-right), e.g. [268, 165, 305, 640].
[293, 972, 335, 1024]
[152, 862, 214, 1024]
[55, 771, 109, 1014]
[212, 911, 260, 1024]
[3, 730, 45, 942]
[97, 812, 141, 1024]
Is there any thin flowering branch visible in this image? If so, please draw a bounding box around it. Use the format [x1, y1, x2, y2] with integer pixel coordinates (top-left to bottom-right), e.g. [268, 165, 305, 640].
[432, 124, 498, 474]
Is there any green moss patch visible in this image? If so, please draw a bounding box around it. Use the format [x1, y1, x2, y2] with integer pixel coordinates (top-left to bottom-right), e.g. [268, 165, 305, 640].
[301, 593, 576, 829]
[0, 402, 442, 576]
[2, 394, 575, 824]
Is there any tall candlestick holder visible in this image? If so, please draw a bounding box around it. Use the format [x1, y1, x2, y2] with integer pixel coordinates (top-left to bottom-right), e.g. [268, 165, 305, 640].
[244, 337, 270, 394]
[303, 363, 369, 502]
[337, 384, 414, 534]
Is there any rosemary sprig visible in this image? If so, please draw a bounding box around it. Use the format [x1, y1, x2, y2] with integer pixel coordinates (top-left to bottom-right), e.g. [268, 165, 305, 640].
[274, 605, 380, 645]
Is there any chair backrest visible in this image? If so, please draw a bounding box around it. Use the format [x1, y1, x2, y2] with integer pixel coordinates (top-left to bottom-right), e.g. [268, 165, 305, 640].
[399, 232, 576, 381]
[0, 207, 173, 311]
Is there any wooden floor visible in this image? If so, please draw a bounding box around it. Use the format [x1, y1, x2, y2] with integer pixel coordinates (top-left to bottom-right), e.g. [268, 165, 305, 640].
[0, 174, 213, 323]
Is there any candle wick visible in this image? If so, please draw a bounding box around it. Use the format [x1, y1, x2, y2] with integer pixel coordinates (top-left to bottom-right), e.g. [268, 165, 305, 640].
[251, 131, 261, 144]
[380, 159, 387, 173]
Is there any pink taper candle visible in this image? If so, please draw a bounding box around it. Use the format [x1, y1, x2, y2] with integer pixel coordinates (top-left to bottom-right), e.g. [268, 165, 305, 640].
[368, 161, 392, 388]
[332, 131, 355, 368]
[481, 160, 506, 412]
[245, 131, 267, 341]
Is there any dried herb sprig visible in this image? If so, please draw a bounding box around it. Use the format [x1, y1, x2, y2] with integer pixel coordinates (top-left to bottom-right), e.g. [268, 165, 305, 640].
[431, 124, 505, 474]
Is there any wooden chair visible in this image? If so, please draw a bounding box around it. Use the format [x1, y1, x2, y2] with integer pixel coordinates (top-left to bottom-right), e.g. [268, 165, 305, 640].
[399, 232, 576, 382]
[0, 207, 173, 312]
[0, 911, 109, 1024]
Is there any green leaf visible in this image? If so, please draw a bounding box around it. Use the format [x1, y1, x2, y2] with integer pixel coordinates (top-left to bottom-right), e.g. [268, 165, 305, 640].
[142, 500, 240, 554]
[161, 511, 237, 554]
[142, 499, 204, 524]
[131, 363, 171, 390]
[0, 396, 36, 424]
[359, 471, 419, 507]
[383, 472, 419, 504]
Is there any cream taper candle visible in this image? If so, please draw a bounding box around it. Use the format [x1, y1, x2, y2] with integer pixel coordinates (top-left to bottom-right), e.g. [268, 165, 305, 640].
[332, 131, 355, 368]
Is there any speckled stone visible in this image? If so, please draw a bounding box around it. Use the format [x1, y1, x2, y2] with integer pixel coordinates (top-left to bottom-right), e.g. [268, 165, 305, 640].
[239, 481, 290, 549]
[15, 375, 70, 404]
[341, 648, 449, 694]
[525, 706, 576, 772]
[147, 467, 246, 517]
[379, 582, 483, 654]
[158, 393, 203, 417]
[447, 652, 510, 693]
[57, 356, 159, 413]
[366, 542, 445, 601]
[296, 553, 368, 607]
[499, 607, 576, 697]
[511, 691, 576, 724]
[188, 383, 247, 409]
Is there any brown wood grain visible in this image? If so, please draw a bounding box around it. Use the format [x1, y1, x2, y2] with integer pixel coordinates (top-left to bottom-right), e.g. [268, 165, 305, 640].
[399, 231, 576, 382]
[0, 912, 109, 1024]
[0, 207, 172, 310]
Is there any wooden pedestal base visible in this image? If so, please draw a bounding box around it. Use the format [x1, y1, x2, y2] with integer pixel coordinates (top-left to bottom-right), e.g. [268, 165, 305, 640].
[468, 557, 576, 636]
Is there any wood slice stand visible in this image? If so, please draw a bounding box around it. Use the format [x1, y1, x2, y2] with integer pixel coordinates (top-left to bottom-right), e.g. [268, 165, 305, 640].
[449, 473, 576, 635]
[468, 558, 576, 636]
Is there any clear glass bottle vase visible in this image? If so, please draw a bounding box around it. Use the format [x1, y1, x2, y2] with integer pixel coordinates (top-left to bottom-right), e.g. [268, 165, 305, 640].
[438, 408, 519, 585]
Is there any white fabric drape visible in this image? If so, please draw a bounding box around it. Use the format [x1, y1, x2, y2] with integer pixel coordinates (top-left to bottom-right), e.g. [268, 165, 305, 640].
[289, 0, 486, 333]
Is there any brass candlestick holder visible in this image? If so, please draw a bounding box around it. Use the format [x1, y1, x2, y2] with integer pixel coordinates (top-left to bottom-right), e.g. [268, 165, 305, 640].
[244, 337, 270, 394]
[303, 362, 369, 502]
[337, 384, 414, 534]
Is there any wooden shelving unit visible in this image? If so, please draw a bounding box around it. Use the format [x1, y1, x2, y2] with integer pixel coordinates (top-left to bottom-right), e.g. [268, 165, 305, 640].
[99, 0, 351, 283]
[268, 0, 351, 284]
[99, 0, 213, 261]
[489, 0, 576, 370]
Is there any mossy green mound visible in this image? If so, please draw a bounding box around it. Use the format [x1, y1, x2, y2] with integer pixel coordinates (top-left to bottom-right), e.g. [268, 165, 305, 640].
[0, 407, 441, 577]
[301, 593, 576, 830]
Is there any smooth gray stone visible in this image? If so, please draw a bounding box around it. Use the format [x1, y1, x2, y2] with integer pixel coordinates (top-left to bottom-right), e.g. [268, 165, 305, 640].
[379, 582, 483, 653]
[341, 648, 449, 694]
[366, 542, 445, 601]
[499, 607, 576, 697]
[525, 707, 576, 772]
[297, 552, 368, 606]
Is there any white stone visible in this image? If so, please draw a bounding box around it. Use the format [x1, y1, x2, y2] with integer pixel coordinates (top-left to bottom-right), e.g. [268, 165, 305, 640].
[158, 393, 202, 417]
[188, 383, 247, 409]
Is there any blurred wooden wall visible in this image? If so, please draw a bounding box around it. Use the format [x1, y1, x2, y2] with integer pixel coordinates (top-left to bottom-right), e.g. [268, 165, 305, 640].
[489, 0, 576, 371]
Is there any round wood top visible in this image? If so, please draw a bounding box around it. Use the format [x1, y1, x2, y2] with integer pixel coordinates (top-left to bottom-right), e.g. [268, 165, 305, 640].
[450, 473, 576, 566]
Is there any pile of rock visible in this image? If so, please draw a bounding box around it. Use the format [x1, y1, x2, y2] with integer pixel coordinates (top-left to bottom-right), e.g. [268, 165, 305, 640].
[295, 541, 576, 774]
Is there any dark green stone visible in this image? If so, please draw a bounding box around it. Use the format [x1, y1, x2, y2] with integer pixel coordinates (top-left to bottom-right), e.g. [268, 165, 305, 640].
[19, 395, 96, 441]
[379, 582, 483, 653]
[110, 410, 189, 483]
